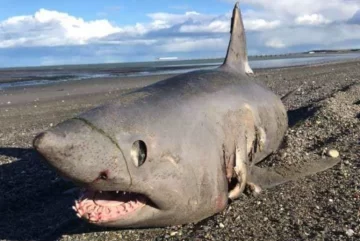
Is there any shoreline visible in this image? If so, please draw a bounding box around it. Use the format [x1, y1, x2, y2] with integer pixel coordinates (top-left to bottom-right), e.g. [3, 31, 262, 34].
[1, 52, 359, 88]
[1, 50, 359, 71]
[1, 58, 360, 107]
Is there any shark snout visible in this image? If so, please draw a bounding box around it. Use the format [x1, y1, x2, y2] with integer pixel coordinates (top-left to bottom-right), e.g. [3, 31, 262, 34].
[33, 119, 131, 189]
[33, 131, 46, 151]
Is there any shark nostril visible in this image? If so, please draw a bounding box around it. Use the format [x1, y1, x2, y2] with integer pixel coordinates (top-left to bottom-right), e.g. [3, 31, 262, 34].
[99, 171, 108, 180]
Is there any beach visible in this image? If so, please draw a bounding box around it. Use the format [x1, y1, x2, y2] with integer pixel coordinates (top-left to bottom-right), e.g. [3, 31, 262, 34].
[0, 60, 359, 240]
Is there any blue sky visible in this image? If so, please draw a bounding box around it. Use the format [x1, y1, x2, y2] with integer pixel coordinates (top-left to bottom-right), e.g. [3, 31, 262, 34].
[0, 0, 237, 23]
[0, 0, 359, 67]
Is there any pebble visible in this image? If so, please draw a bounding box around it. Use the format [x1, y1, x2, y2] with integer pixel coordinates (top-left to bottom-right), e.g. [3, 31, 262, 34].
[219, 223, 225, 228]
[170, 231, 178, 236]
[326, 149, 339, 158]
[345, 229, 354, 237]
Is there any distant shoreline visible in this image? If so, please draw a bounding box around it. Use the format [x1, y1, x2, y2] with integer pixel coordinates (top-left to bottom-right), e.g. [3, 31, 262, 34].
[0, 52, 359, 91]
[1, 49, 359, 71]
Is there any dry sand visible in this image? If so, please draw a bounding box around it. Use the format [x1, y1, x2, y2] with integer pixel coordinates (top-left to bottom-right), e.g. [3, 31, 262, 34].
[0, 61, 359, 241]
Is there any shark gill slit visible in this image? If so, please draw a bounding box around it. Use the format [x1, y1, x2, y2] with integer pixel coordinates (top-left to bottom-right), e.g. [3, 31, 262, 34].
[73, 117, 133, 188]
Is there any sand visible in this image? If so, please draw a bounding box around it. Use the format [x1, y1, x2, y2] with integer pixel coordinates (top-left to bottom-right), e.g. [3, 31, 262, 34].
[0, 61, 359, 240]
[0, 74, 175, 107]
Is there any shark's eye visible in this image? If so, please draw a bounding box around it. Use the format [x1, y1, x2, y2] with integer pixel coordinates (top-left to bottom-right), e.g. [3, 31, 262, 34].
[131, 140, 147, 167]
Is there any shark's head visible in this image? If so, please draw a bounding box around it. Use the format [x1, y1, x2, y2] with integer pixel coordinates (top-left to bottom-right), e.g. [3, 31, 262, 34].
[33, 114, 229, 227]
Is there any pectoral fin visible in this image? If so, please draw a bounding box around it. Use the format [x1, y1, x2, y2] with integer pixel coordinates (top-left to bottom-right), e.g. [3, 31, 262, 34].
[248, 157, 340, 189]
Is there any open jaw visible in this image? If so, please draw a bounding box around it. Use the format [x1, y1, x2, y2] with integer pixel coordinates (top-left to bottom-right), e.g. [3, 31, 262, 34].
[72, 190, 148, 223]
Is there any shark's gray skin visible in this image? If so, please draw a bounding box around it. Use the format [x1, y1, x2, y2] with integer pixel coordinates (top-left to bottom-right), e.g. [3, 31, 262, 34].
[33, 3, 339, 228]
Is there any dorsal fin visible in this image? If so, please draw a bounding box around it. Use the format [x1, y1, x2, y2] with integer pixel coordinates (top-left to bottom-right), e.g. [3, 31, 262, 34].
[221, 2, 253, 74]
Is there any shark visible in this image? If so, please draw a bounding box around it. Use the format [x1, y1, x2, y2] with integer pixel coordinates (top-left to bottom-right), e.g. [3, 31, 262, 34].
[33, 3, 339, 228]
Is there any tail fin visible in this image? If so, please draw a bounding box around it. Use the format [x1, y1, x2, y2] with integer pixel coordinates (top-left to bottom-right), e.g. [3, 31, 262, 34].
[221, 2, 253, 75]
[249, 157, 340, 189]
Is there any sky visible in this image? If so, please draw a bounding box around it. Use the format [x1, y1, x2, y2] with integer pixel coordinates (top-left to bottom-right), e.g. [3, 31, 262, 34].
[0, 0, 360, 67]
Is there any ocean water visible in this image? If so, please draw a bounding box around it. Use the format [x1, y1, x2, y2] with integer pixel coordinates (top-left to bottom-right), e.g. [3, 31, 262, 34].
[0, 52, 359, 90]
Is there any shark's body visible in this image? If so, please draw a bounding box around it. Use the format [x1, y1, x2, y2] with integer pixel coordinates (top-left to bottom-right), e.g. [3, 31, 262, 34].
[33, 3, 339, 228]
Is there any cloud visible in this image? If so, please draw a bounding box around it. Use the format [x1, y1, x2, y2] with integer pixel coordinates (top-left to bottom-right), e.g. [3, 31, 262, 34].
[0, 9, 123, 47]
[147, 11, 211, 27]
[295, 14, 331, 25]
[348, 10, 360, 24]
[156, 37, 228, 52]
[223, 0, 360, 51]
[179, 20, 229, 33]
[179, 18, 281, 33]
[244, 19, 281, 30]
[266, 38, 286, 48]
[260, 23, 360, 50]
[237, 0, 359, 21]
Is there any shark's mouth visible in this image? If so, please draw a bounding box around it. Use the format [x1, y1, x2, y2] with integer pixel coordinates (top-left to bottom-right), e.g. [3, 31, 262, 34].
[73, 190, 147, 223]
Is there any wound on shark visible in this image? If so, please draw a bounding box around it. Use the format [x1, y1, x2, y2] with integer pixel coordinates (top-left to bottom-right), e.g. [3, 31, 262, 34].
[33, 3, 340, 228]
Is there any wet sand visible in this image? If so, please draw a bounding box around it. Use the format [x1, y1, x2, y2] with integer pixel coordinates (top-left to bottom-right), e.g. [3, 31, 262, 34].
[0, 74, 175, 106]
[0, 60, 359, 240]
